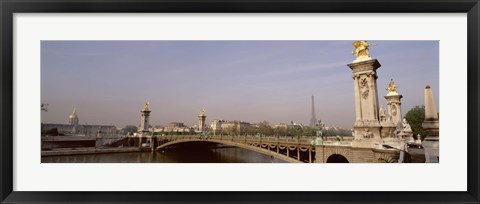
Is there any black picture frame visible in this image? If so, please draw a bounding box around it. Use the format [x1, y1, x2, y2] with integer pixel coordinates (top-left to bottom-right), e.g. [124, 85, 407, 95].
[1, 0, 479, 203]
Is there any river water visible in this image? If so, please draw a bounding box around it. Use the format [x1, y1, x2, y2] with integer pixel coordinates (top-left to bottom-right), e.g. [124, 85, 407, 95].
[41, 143, 287, 163]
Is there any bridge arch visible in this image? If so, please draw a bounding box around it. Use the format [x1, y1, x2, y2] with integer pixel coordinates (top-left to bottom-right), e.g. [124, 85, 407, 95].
[322, 146, 352, 163]
[128, 138, 135, 146]
[156, 139, 301, 163]
[326, 154, 349, 163]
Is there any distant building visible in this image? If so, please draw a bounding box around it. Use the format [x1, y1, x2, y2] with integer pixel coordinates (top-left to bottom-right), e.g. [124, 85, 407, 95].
[274, 123, 288, 129]
[221, 120, 251, 130]
[67, 108, 79, 125]
[161, 122, 191, 133]
[289, 121, 304, 129]
[209, 119, 252, 135]
[210, 119, 225, 135]
[42, 123, 116, 136]
[42, 108, 116, 136]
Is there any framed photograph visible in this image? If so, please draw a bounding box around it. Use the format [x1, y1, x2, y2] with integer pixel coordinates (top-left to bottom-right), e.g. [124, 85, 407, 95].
[1, 0, 479, 203]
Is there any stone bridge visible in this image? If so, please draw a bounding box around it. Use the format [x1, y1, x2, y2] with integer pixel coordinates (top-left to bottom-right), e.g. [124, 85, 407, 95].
[111, 135, 400, 163]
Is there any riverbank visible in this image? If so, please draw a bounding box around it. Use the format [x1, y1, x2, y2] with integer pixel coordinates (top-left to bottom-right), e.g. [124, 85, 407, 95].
[41, 147, 145, 157]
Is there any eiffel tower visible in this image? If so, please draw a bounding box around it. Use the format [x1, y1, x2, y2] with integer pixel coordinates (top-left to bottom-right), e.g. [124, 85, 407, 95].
[309, 95, 318, 127]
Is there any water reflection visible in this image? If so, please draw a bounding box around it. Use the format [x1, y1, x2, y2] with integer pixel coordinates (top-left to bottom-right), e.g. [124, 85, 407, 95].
[42, 144, 287, 163]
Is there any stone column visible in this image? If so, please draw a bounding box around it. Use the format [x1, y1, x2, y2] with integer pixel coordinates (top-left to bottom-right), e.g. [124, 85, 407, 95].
[150, 135, 157, 151]
[422, 85, 439, 163]
[379, 80, 406, 150]
[309, 148, 312, 163]
[384, 93, 403, 127]
[353, 75, 362, 122]
[382, 92, 403, 141]
[297, 147, 300, 161]
[314, 145, 324, 163]
[140, 108, 151, 133]
[138, 136, 143, 148]
[347, 59, 382, 144]
[198, 115, 207, 133]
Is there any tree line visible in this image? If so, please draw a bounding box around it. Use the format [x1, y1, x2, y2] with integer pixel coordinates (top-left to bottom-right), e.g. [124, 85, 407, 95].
[121, 105, 430, 139]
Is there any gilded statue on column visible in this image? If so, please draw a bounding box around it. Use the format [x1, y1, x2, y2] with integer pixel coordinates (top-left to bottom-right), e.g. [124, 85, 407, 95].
[386, 79, 398, 94]
[199, 108, 206, 116]
[352, 40, 374, 61]
[143, 101, 150, 110]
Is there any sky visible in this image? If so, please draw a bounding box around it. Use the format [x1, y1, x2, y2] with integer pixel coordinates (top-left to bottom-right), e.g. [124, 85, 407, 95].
[41, 41, 439, 129]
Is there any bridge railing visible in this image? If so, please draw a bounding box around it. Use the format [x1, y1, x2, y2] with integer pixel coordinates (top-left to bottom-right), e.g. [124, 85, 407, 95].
[157, 135, 317, 146]
[322, 140, 352, 146]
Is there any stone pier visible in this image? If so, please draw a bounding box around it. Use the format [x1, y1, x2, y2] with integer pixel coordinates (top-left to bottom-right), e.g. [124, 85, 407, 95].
[348, 59, 383, 147]
[139, 101, 151, 133]
[422, 85, 439, 163]
[198, 109, 207, 133]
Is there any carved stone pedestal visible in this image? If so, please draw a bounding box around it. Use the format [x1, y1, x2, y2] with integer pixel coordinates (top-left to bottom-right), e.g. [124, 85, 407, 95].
[422, 136, 439, 163]
[384, 93, 403, 127]
[423, 120, 439, 163]
[348, 59, 382, 141]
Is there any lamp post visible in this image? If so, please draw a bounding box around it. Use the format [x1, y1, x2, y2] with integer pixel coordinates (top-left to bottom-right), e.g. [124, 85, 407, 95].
[382, 144, 411, 163]
[315, 130, 323, 145]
